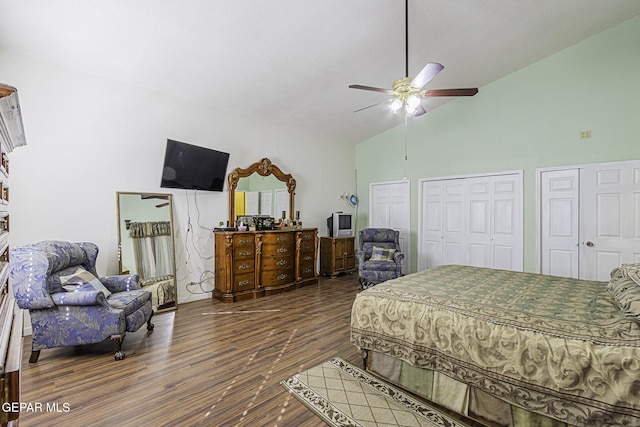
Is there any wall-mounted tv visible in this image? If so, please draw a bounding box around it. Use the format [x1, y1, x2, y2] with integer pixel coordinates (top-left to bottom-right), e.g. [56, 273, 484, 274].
[160, 139, 230, 192]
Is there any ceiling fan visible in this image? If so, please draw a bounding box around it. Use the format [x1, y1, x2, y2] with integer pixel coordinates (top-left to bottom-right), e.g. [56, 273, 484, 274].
[349, 0, 478, 117]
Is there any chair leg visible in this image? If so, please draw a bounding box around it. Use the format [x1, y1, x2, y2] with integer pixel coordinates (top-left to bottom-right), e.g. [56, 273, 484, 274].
[147, 311, 155, 331]
[29, 350, 41, 363]
[111, 335, 125, 361]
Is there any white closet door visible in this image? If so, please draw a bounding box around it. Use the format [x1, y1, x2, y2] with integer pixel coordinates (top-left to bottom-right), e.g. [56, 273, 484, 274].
[442, 179, 466, 266]
[466, 177, 492, 267]
[370, 184, 390, 227]
[540, 169, 580, 278]
[581, 161, 640, 281]
[491, 174, 523, 271]
[420, 181, 444, 270]
[418, 172, 523, 272]
[370, 181, 410, 273]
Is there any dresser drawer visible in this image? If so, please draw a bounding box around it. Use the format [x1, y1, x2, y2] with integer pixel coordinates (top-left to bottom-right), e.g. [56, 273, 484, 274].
[233, 259, 254, 275]
[262, 232, 295, 245]
[261, 255, 294, 271]
[300, 240, 316, 253]
[234, 245, 254, 259]
[262, 243, 294, 257]
[261, 268, 294, 286]
[300, 260, 316, 279]
[234, 273, 255, 291]
[300, 253, 314, 264]
[233, 234, 255, 247]
[300, 231, 315, 242]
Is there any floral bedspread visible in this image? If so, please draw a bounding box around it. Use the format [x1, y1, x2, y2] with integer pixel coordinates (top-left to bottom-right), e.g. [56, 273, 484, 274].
[350, 265, 640, 426]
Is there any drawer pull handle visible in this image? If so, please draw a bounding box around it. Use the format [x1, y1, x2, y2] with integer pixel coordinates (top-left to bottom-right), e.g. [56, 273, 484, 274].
[277, 236, 289, 242]
[239, 264, 251, 270]
[303, 268, 313, 274]
[277, 247, 288, 253]
[239, 250, 252, 256]
[303, 234, 312, 239]
[277, 259, 288, 266]
[303, 256, 312, 261]
[239, 238, 252, 244]
[277, 273, 288, 281]
[238, 280, 251, 286]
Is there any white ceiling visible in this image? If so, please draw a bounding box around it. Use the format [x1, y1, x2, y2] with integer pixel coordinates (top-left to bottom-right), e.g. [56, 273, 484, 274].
[1, 1, 639, 143]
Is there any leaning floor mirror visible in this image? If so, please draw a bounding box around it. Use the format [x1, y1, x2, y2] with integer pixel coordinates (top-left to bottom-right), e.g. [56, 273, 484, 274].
[116, 192, 178, 312]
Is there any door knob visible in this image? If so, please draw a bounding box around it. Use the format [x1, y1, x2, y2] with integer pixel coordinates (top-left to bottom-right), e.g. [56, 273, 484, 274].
[586, 241, 594, 247]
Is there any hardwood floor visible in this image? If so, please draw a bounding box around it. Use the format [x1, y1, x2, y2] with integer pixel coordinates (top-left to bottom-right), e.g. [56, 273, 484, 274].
[17, 275, 486, 427]
[18, 275, 364, 426]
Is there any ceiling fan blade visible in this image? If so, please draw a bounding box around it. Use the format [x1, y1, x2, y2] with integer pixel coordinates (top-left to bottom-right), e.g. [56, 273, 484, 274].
[424, 88, 478, 97]
[353, 100, 389, 113]
[410, 62, 444, 88]
[414, 105, 427, 117]
[348, 84, 394, 94]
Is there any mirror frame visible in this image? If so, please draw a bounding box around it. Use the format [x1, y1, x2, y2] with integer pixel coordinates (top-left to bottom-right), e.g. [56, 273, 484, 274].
[228, 158, 296, 226]
[116, 191, 178, 313]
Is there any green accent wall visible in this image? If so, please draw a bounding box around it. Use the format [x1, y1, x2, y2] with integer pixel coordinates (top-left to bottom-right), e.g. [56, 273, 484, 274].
[356, 16, 640, 273]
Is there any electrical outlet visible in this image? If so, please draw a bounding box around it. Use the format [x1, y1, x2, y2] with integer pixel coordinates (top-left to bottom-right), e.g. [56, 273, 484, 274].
[580, 130, 592, 140]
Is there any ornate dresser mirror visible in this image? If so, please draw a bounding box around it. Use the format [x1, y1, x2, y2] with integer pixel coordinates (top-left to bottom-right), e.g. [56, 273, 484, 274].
[116, 192, 178, 312]
[228, 158, 296, 226]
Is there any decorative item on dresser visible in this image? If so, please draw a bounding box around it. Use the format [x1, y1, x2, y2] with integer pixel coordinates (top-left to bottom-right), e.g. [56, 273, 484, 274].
[0, 83, 27, 427]
[214, 228, 318, 302]
[319, 236, 356, 278]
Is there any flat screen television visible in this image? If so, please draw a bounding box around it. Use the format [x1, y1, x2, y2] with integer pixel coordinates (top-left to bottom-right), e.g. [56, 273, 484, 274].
[160, 139, 230, 192]
[327, 212, 354, 237]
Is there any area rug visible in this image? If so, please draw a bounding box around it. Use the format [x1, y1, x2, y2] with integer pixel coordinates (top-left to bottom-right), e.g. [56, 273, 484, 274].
[281, 358, 471, 427]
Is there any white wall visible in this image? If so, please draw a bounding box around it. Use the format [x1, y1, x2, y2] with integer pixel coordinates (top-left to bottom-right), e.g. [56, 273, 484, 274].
[1, 49, 356, 305]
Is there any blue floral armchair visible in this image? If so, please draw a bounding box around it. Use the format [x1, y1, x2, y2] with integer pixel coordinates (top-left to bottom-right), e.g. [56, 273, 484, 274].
[10, 241, 154, 362]
[356, 228, 404, 289]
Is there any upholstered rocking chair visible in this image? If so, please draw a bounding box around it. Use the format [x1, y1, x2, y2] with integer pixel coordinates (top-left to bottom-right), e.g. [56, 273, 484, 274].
[356, 228, 404, 289]
[10, 241, 154, 362]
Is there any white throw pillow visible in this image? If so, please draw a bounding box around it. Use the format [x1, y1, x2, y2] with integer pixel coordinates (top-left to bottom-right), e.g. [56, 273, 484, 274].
[60, 267, 112, 298]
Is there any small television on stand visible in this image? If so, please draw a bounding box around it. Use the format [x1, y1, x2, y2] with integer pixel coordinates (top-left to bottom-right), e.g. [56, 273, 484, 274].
[327, 212, 354, 237]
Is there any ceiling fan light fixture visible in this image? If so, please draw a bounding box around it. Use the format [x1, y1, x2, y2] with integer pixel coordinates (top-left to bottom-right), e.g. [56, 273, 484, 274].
[390, 99, 403, 112]
[407, 94, 421, 109]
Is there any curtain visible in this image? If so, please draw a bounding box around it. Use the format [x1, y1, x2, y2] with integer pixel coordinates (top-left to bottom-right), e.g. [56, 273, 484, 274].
[128, 221, 173, 280]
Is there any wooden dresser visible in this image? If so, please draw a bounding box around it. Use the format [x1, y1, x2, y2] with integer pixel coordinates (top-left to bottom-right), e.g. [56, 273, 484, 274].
[214, 228, 318, 302]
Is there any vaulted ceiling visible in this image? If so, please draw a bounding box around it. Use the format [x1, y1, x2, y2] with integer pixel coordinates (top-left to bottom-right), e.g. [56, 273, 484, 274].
[1, 0, 639, 143]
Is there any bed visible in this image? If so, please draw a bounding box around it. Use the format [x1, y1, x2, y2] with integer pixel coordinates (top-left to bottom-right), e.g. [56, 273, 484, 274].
[350, 264, 640, 427]
[140, 275, 176, 311]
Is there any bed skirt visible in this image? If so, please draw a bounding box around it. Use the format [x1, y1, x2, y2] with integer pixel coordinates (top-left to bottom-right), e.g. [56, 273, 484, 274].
[367, 350, 573, 427]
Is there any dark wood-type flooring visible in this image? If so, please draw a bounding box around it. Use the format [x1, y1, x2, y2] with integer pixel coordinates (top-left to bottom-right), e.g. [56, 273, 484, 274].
[18, 275, 485, 427]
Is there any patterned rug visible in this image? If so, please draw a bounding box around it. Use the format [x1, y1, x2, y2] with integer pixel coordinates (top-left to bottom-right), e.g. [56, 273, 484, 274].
[281, 358, 471, 427]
